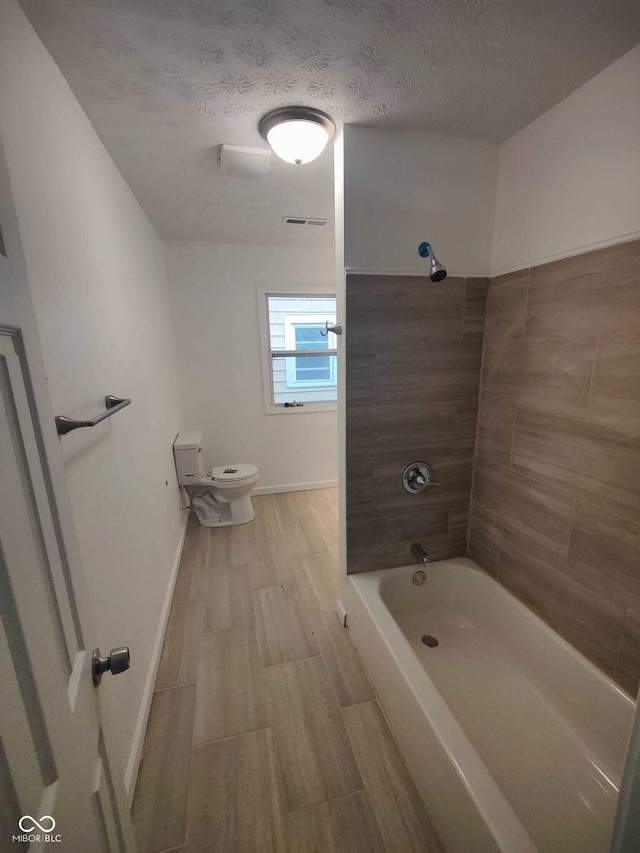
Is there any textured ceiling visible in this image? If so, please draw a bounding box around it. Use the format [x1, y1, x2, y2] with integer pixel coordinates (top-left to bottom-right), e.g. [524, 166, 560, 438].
[20, 0, 640, 245]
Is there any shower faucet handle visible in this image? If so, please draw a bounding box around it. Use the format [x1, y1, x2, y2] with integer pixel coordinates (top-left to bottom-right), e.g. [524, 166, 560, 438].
[402, 462, 440, 494]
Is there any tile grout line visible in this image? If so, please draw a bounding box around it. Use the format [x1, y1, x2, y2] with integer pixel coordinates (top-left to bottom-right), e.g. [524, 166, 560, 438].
[506, 400, 640, 435]
[584, 334, 599, 420]
[613, 607, 630, 682]
[279, 786, 369, 818]
[264, 725, 286, 850]
[153, 682, 196, 695]
[496, 525, 505, 582]
[262, 653, 323, 670]
[201, 621, 256, 637]
[521, 264, 531, 337]
[466, 275, 491, 557]
[193, 725, 271, 751]
[179, 622, 203, 853]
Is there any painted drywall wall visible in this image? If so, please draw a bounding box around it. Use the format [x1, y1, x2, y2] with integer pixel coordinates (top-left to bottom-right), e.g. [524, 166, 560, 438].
[0, 0, 183, 782]
[343, 126, 499, 277]
[492, 45, 640, 275]
[164, 242, 338, 490]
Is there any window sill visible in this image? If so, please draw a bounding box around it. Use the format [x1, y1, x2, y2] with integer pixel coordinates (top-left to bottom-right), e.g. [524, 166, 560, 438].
[265, 402, 337, 415]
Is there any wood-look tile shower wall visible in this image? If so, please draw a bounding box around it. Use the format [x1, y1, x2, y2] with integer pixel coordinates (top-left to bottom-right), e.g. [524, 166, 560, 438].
[469, 239, 640, 696]
[345, 273, 488, 574]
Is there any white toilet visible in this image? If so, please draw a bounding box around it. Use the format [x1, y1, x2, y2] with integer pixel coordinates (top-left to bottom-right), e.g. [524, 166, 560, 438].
[173, 431, 259, 528]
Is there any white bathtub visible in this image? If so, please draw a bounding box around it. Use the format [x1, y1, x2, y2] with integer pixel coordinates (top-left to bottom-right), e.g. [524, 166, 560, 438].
[345, 557, 635, 853]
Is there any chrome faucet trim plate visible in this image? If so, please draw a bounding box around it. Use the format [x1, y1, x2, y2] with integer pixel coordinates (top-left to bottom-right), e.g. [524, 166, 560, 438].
[402, 462, 440, 494]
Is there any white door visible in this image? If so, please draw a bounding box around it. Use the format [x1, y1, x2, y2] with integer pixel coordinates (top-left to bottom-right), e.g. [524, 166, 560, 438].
[0, 139, 136, 850]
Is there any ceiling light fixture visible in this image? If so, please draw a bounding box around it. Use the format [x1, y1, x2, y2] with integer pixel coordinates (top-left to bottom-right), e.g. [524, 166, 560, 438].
[259, 107, 335, 165]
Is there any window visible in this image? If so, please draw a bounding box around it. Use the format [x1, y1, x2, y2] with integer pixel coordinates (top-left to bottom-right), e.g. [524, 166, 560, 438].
[284, 315, 338, 388]
[259, 291, 338, 413]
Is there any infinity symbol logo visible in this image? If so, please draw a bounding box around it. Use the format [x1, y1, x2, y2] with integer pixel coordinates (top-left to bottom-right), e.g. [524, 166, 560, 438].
[19, 815, 56, 832]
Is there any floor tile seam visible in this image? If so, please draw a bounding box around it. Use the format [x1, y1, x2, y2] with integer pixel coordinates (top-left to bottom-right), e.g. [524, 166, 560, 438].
[192, 725, 271, 751]
[153, 682, 196, 695]
[261, 653, 324, 671]
[279, 786, 368, 818]
[200, 621, 257, 637]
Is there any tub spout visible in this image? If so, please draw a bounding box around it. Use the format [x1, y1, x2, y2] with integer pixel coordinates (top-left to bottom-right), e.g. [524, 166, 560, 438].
[410, 542, 431, 566]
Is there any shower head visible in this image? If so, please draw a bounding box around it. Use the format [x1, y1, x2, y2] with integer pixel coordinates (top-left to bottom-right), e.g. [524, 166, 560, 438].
[418, 242, 448, 282]
[429, 257, 447, 282]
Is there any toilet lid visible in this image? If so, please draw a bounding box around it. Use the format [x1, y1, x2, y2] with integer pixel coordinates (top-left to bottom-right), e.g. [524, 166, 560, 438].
[210, 464, 258, 483]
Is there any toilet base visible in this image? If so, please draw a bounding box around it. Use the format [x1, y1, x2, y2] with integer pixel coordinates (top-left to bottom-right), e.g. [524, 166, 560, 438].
[190, 490, 256, 528]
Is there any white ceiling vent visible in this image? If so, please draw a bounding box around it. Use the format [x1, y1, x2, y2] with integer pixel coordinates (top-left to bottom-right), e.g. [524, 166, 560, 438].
[282, 216, 330, 227]
[219, 144, 271, 177]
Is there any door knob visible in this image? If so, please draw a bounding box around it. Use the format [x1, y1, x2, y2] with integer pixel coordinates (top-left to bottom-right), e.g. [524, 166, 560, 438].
[92, 647, 130, 687]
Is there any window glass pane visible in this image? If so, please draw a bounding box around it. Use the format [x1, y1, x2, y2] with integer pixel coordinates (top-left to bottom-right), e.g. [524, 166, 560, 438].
[271, 354, 337, 404]
[295, 353, 331, 380]
[294, 325, 328, 351]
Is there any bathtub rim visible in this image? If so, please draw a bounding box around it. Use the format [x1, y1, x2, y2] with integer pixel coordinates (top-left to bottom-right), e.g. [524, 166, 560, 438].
[372, 556, 635, 709]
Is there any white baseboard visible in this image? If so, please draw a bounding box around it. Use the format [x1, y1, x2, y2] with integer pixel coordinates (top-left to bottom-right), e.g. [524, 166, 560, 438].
[124, 512, 188, 808]
[253, 479, 338, 496]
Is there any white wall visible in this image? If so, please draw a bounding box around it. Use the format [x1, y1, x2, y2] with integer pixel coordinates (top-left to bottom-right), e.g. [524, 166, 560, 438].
[0, 0, 183, 784]
[492, 45, 640, 275]
[165, 242, 338, 490]
[344, 126, 499, 277]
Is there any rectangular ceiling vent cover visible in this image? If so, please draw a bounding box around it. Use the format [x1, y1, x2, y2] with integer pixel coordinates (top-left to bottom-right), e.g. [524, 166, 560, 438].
[282, 216, 330, 227]
[220, 144, 271, 176]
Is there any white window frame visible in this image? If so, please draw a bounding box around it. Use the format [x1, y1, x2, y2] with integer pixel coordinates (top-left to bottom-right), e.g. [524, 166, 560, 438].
[257, 284, 338, 415]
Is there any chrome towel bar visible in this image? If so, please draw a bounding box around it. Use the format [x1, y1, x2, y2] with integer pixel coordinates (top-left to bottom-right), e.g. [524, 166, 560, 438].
[55, 395, 131, 435]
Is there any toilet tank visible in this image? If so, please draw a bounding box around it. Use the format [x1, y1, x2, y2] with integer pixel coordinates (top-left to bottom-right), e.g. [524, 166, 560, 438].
[173, 431, 204, 486]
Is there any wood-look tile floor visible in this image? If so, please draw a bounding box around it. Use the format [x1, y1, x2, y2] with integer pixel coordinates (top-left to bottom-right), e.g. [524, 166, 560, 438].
[132, 489, 441, 853]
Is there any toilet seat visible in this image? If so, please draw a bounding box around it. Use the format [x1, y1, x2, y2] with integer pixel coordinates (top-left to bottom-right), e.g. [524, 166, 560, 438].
[208, 464, 259, 484]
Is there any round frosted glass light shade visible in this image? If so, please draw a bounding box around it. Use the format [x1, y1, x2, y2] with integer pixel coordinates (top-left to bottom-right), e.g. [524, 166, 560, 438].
[266, 119, 330, 165]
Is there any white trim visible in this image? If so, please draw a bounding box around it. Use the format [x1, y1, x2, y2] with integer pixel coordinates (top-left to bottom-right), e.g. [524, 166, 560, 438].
[346, 267, 489, 278]
[336, 597, 348, 628]
[124, 511, 189, 807]
[490, 230, 640, 278]
[264, 401, 338, 415]
[345, 232, 640, 280]
[272, 348, 338, 358]
[335, 130, 348, 587]
[253, 479, 338, 495]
